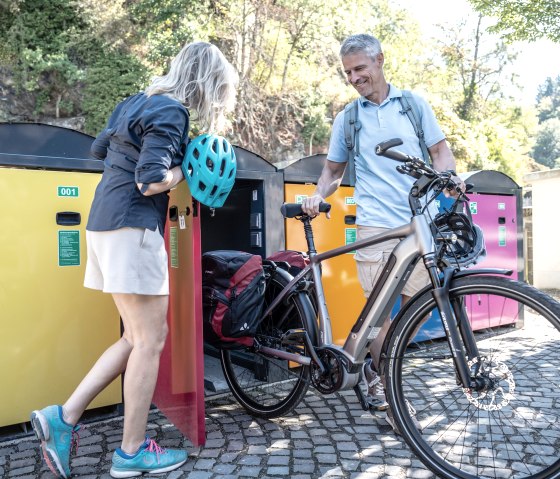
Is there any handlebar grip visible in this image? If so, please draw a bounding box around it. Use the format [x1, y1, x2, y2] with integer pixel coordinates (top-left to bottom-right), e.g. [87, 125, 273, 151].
[375, 138, 403, 155]
[375, 138, 409, 162]
[281, 202, 331, 218]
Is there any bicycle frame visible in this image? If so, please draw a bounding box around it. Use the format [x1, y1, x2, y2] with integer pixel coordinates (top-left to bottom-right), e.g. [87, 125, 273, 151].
[262, 211, 438, 368]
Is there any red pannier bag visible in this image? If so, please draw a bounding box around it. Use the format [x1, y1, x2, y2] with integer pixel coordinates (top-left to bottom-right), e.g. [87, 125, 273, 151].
[267, 250, 310, 277]
[202, 250, 265, 349]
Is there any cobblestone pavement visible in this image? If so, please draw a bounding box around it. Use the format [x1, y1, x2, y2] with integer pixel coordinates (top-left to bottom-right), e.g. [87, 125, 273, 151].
[0, 389, 434, 479]
[4, 289, 559, 479]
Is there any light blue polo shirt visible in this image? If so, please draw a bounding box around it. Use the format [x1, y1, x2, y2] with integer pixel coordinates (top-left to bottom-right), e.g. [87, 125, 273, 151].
[328, 85, 445, 228]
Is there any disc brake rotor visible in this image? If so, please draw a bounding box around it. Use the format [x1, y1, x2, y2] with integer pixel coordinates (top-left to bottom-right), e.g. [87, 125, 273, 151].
[463, 356, 516, 411]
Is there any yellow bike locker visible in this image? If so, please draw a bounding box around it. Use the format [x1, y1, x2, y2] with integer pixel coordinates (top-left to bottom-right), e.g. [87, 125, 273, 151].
[0, 123, 121, 429]
[282, 155, 365, 346]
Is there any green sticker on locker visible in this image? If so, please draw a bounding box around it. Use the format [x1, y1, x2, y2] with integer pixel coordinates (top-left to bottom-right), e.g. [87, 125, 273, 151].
[498, 226, 506, 247]
[58, 230, 80, 266]
[345, 197, 356, 205]
[345, 228, 356, 254]
[295, 194, 308, 204]
[170, 227, 179, 268]
[58, 186, 79, 197]
[469, 202, 478, 214]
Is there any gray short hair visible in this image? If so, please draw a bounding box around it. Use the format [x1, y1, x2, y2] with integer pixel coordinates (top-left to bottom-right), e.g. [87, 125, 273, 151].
[340, 34, 382, 61]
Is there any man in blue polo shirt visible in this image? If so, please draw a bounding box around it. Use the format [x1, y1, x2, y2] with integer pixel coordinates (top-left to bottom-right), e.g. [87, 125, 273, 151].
[302, 33, 463, 433]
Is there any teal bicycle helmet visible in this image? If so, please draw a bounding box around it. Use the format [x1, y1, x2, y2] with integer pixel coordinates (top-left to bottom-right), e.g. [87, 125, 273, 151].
[182, 134, 237, 208]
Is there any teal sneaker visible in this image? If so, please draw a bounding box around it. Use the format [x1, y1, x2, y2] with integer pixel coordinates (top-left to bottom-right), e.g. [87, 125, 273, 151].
[30, 405, 80, 478]
[110, 438, 187, 478]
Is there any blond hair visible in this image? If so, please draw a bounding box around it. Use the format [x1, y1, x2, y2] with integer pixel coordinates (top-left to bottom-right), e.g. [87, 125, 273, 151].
[145, 42, 238, 132]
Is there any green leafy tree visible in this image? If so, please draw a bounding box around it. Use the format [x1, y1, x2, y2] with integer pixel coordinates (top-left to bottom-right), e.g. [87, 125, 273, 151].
[468, 0, 560, 43]
[81, 46, 149, 135]
[439, 14, 518, 122]
[128, 0, 212, 71]
[532, 119, 560, 168]
[1, 0, 87, 117]
[536, 75, 560, 123]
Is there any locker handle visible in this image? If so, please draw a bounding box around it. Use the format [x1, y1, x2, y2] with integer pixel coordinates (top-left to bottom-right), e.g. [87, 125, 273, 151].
[56, 211, 81, 226]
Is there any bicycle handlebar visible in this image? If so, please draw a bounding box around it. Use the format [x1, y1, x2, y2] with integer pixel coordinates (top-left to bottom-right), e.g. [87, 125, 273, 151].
[375, 138, 464, 197]
[281, 202, 331, 218]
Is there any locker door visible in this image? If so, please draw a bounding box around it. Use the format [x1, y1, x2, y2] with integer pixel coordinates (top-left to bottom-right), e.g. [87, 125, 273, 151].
[0, 168, 121, 427]
[153, 182, 205, 446]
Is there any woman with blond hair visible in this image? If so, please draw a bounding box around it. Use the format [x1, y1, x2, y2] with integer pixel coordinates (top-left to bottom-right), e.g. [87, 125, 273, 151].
[30, 41, 238, 479]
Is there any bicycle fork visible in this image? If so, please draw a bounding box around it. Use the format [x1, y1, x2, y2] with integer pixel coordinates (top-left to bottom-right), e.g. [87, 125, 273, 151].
[431, 267, 482, 390]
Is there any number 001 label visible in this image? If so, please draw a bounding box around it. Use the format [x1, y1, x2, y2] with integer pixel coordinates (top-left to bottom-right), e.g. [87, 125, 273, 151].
[58, 186, 79, 197]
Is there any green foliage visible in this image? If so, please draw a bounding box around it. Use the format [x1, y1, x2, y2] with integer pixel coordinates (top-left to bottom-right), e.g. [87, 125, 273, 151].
[300, 93, 331, 156]
[532, 119, 560, 168]
[1, 0, 87, 116]
[536, 75, 560, 123]
[82, 47, 149, 135]
[468, 0, 560, 43]
[129, 0, 211, 71]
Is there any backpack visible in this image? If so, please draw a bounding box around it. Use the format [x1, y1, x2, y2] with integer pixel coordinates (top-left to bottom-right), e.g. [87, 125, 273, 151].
[202, 250, 266, 349]
[267, 250, 310, 277]
[343, 90, 431, 186]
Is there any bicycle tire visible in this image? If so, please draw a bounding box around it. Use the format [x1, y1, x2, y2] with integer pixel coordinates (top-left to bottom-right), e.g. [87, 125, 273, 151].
[384, 275, 560, 479]
[221, 267, 317, 419]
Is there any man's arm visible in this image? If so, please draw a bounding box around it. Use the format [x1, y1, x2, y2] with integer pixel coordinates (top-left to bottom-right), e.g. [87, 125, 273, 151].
[429, 139, 455, 171]
[429, 140, 465, 194]
[301, 160, 346, 216]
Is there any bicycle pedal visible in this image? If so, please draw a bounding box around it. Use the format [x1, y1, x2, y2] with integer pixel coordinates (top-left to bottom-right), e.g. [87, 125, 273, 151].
[365, 397, 389, 413]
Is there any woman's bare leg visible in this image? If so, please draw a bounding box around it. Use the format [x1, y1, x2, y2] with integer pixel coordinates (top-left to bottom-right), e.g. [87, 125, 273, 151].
[62, 336, 133, 426]
[111, 293, 169, 454]
[62, 292, 168, 455]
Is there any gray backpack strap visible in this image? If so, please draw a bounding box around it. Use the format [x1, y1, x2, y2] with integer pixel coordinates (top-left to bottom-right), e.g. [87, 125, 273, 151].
[343, 99, 361, 186]
[398, 90, 431, 165]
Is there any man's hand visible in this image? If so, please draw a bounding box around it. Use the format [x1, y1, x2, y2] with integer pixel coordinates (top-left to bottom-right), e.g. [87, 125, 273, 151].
[301, 194, 330, 218]
[443, 174, 466, 198]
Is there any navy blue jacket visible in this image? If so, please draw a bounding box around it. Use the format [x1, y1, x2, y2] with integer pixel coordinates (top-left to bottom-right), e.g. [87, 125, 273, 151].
[87, 93, 189, 236]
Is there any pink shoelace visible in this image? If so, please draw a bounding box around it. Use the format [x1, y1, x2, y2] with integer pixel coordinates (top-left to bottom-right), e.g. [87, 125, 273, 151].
[146, 438, 166, 463]
[71, 424, 84, 455]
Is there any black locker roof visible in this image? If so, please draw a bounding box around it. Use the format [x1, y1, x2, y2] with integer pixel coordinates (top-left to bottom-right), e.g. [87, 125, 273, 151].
[0, 122, 102, 172]
[282, 154, 351, 185]
[461, 170, 520, 194]
[233, 146, 277, 173]
[0, 124, 276, 176]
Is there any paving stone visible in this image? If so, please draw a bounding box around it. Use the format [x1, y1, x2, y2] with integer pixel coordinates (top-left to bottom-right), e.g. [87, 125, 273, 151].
[267, 465, 290, 475]
[8, 465, 35, 476]
[238, 465, 262, 476]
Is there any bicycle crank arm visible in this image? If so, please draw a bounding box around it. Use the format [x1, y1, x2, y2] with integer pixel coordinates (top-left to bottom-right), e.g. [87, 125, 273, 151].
[255, 344, 312, 366]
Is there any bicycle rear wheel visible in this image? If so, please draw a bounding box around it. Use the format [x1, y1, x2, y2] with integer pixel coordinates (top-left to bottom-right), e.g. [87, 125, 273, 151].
[385, 275, 560, 479]
[221, 266, 316, 418]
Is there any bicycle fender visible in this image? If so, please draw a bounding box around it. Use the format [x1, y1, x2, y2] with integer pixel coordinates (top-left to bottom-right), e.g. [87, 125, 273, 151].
[272, 266, 319, 346]
[452, 267, 512, 278]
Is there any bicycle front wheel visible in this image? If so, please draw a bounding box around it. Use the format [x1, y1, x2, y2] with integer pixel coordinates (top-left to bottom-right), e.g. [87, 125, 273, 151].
[385, 275, 560, 479]
[221, 267, 316, 419]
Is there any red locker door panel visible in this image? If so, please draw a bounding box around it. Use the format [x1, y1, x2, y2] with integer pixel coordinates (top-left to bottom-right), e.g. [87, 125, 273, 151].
[153, 184, 205, 446]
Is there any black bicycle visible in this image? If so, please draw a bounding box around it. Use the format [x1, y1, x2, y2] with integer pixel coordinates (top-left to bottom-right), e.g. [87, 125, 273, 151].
[220, 138, 560, 479]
